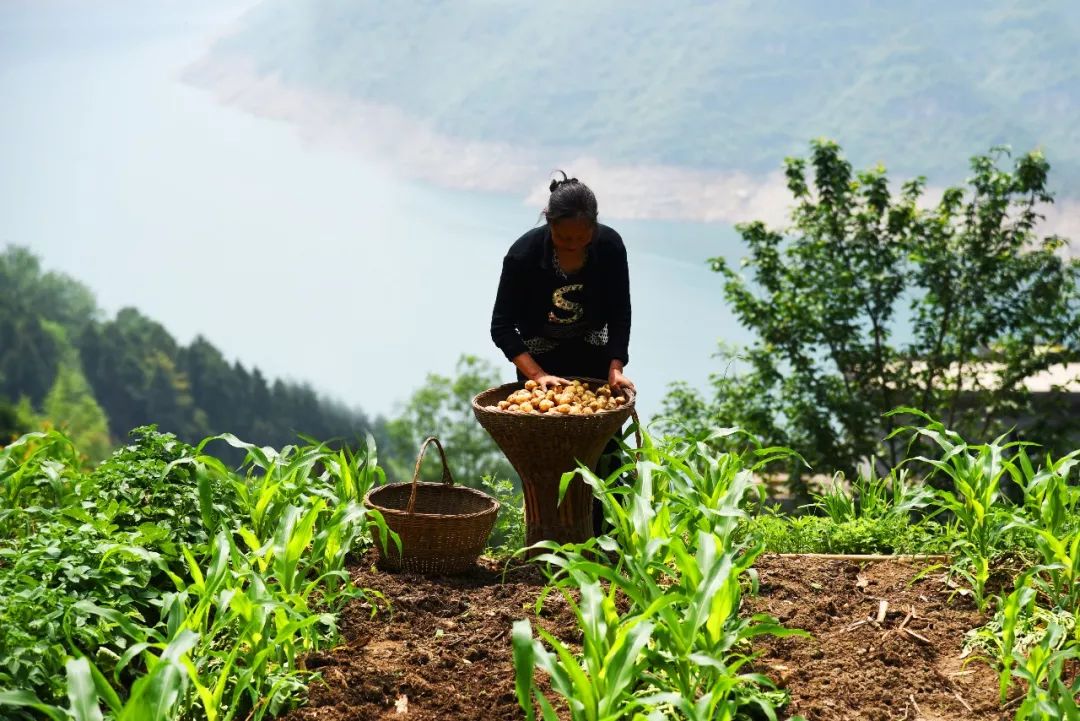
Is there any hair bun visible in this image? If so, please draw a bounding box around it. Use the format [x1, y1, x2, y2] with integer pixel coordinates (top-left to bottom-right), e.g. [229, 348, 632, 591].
[549, 178, 560, 193]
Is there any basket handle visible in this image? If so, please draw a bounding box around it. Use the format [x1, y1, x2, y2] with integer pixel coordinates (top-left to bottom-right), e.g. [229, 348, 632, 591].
[630, 409, 643, 450]
[406, 437, 455, 515]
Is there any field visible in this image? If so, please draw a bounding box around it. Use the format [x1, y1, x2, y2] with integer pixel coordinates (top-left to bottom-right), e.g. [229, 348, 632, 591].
[1, 412, 1077, 720]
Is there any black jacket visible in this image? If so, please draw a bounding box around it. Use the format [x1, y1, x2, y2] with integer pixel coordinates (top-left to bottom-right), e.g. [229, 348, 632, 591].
[490, 224, 631, 367]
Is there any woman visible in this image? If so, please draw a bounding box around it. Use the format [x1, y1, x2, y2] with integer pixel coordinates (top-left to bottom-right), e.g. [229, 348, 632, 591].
[490, 173, 633, 536]
[490, 173, 634, 394]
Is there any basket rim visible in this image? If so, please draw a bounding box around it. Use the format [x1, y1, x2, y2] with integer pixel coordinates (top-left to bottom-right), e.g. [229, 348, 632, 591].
[363, 481, 500, 520]
[471, 377, 636, 417]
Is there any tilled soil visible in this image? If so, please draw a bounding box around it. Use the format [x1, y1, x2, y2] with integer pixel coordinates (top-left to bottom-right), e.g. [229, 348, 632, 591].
[745, 555, 1008, 721]
[282, 552, 1025, 721]
[281, 553, 574, 721]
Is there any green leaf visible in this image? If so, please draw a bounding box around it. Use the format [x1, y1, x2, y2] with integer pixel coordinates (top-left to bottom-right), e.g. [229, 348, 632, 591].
[0, 690, 68, 721]
[65, 657, 104, 721]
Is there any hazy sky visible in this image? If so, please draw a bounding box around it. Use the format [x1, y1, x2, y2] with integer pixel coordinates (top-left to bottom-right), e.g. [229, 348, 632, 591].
[0, 0, 745, 421]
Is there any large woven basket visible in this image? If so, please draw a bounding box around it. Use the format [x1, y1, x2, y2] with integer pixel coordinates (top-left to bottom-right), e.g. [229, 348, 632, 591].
[363, 437, 499, 574]
[472, 378, 636, 549]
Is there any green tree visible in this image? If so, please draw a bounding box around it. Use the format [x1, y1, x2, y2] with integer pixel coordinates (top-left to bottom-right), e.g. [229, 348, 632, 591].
[0, 398, 30, 443]
[662, 141, 1080, 486]
[0, 315, 60, 407]
[0, 245, 98, 335]
[42, 361, 112, 462]
[386, 354, 515, 487]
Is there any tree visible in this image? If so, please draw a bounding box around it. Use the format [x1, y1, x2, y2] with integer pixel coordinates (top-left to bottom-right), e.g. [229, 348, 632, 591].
[0, 398, 30, 443]
[42, 360, 112, 462]
[2, 247, 387, 454]
[662, 141, 1080, 484]
[0, 315, 60, 407]
[386, 354, 516, 487]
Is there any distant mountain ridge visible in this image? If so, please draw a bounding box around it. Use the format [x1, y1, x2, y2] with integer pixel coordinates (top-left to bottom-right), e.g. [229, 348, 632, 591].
[200, 0, 1080, 189]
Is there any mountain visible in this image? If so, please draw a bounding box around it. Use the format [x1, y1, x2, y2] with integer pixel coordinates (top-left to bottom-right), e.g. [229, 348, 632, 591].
[199, 0, 1080, 190]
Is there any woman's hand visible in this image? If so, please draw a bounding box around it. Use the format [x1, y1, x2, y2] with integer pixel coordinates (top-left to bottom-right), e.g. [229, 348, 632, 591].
[609, 367, 635, 392]
[534, 374, 571, 391]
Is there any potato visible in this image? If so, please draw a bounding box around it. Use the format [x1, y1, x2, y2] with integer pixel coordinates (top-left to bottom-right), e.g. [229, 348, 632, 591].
[498, 380, 631, 414]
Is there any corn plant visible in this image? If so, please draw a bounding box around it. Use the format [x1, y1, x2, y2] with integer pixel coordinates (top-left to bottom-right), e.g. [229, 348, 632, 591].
[1028, 529, 1080, 613]
[516, 428, 805, 720]
[811, 467, 933, 522]
[0, 427, 391, 721]
[975, 573, 1040, 704]
[1012, 448, 1080, 538]
[887, 409, 1025, 609]
[1009, 623, 1080, 721]
[512, 580, 657, 721]
[2, 632, 201, 721]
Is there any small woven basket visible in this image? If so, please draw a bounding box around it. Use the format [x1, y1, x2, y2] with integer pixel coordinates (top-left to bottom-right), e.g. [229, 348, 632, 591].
[363, 437, 499, 574]
[472, 377, 636, 548]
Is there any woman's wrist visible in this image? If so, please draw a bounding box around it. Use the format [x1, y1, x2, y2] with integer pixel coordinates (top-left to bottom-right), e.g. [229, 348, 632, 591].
[512, 352, 546, 381]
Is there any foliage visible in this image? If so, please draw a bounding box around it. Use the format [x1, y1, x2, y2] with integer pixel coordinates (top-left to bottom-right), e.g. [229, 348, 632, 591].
[42, 358, 112, 463]
[0, 426, 393, 720]
[480, 475, 525, 556]
[662, 141, 1080, 489]
[513, 427, 807, 720]
[0, 399, 30, 444]
[385, 354, 515, 487]
[809, 468, 934, 523]
[0, 245, 386, 458]
[740, 513, 948, 556]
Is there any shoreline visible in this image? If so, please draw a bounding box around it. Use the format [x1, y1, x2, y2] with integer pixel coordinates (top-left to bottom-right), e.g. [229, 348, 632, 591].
[182, 53, 1080, 249]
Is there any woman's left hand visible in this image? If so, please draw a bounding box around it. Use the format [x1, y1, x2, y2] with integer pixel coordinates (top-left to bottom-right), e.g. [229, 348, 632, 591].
[609, 367, 635, 393]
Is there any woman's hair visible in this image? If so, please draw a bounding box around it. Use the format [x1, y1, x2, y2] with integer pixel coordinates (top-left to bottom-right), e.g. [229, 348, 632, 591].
[544, 171, 598, 225]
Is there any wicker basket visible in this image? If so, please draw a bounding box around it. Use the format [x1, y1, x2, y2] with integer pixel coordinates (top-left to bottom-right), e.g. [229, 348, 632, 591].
[364, 437, 499, 574]
[472, 378, 636, 549]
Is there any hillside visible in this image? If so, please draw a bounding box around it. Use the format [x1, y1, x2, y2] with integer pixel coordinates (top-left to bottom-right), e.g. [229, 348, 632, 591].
[0, 246, 383, 458]
[202, 0, 1080, 188]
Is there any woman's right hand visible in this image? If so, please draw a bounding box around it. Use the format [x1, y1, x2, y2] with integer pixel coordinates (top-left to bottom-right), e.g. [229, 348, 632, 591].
[533, 374, 571, 391]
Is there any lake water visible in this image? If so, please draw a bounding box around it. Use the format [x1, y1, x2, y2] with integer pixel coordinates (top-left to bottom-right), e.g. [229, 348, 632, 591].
[0, 0, 749, 422]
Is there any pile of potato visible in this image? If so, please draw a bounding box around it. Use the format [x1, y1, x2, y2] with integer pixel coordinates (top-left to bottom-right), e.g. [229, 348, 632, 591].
[487, 379, 628, 415]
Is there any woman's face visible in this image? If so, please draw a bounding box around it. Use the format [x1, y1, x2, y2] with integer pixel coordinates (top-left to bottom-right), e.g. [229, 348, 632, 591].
[549, 217, 595, 254]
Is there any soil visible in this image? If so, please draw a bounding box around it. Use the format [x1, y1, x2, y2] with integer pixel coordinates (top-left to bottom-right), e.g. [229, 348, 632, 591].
[281, 552, 574, 721]
[745, 555, 1007, 721]
[280, 552, 1047, 721]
